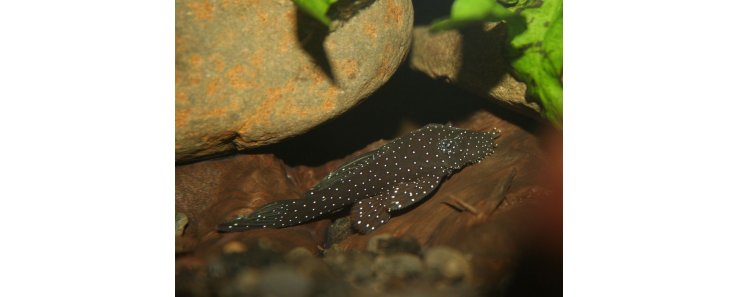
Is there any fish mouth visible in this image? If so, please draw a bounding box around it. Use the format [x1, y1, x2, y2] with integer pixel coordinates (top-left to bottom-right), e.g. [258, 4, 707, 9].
[491, 128, 502, 143]
[481, 128, 501, 159]
[489, 128, 502, 139]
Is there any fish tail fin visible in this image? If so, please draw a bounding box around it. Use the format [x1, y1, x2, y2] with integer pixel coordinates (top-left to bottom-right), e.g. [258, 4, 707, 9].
[217, 200, 290, 232]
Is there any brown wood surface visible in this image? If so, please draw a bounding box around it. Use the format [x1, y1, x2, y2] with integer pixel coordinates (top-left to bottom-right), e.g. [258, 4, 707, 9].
[176, 103, 561, 289]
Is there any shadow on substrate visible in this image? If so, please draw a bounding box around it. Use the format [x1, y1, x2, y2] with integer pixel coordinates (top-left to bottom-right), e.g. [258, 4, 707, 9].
[252, 62, 539, 167]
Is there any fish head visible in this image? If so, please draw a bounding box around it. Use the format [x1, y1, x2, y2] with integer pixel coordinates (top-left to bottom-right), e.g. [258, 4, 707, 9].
[423, 124, 501, 171]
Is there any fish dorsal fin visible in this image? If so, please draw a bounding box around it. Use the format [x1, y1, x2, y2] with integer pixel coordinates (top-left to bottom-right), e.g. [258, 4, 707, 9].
[312, 148, 382, 191]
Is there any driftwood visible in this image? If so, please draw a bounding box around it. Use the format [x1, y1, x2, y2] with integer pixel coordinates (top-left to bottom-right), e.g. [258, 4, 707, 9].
[176, 103, 561, 292]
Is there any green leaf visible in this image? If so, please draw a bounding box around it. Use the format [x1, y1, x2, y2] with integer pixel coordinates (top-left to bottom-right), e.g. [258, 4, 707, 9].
[430, 0, 515, 32]
[430, 0, 563, 128]
[543, 6, 563, 77]
[292, 0, 338, 27]
[496, 0, 540, 9]
[509, 0, 563, 127]
[451, 0, 497, 20]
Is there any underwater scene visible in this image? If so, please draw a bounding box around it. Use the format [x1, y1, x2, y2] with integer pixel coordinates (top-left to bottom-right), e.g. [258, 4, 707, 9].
[176, 0, 562, 296]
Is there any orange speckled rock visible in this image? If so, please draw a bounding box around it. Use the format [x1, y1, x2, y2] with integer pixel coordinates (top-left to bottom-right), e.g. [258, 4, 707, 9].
[176, 0, 414, 162]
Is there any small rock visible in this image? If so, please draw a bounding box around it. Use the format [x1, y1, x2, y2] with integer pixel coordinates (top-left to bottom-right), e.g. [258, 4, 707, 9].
[366, 233, 392, 253]
[260, 265, 312, 297]
[285, 247, 334, 281]
[326, 216, 353, 245]
[227, 269, 262, 297]
[321, 244, 348, 262]
[175, 212, 189, 236]
[345, 253, 375, 285]
[285, 247, 314, 263]
[367, 234, 421, 255]
[323, 246, 375, 285]
[210, 240, 285, 280]
[423, 246, 473, 284]
[258, 237, 277, 250]
[223, 241, 247, 254]
[372, 253, 423, 280]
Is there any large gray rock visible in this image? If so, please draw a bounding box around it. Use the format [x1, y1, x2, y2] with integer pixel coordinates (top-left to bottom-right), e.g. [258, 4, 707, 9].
[410, 24, 541, 119]
[176, 0, 413, 162]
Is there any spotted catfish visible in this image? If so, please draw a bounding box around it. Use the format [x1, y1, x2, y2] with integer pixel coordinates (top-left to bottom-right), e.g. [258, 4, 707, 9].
[218, 123, 500, 234]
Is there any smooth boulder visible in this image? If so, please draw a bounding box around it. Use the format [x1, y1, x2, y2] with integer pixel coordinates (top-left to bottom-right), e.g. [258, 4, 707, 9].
[176, 0, 413, 162]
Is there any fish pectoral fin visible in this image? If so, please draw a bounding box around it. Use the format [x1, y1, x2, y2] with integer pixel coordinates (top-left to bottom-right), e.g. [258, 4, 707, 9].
[350, 196, 391, 234]
[388, 175, 443, 211]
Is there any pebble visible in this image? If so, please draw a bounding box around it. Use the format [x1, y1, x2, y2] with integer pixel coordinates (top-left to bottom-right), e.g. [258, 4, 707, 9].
[366, 234, 421, 255]
[178, 236, 478, 297]
[228, 269, 261, 297]
[326, 217, 353, 245]
[372, 253, 424, 280]
[175, 212, 188, 237]
[260, 265, 312, 297]
[223, 241, 247, 254]
[285, 247, 314, 263]
[423, 246, 473, 284]
[323, 246, 375, 285]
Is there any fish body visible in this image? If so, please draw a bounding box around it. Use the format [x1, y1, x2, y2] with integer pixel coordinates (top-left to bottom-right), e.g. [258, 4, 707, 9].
[218, 123, 500, 234]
